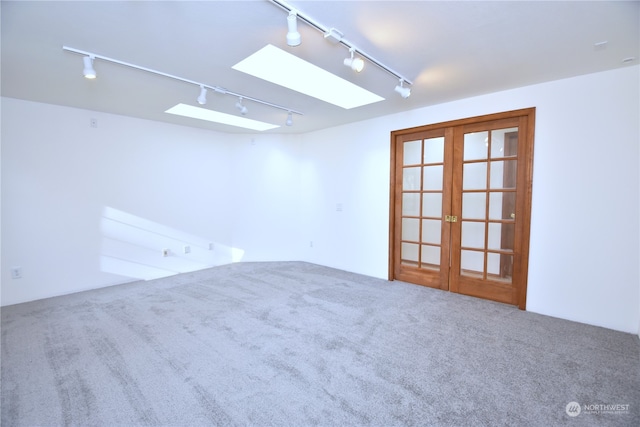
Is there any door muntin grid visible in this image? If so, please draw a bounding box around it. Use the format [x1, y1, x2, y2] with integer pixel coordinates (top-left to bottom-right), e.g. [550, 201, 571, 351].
[460, 128, 518, 283]
[400, 136, 445, 270]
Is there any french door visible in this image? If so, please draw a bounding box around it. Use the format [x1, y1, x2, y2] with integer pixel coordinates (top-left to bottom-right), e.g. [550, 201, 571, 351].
[389, 108, 535, 309]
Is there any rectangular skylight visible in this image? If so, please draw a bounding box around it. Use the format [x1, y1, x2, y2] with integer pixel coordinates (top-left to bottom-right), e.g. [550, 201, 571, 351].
[232, 44, 384, 109]
[165, 103, 280, 131]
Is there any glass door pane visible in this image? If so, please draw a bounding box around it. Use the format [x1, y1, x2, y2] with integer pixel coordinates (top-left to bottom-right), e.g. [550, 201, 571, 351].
[403, 140, 422, 165]
[490, 128, 518, 158]
[401, 243, 419, 266]
[424, 137, 444, 163]
[422, 193, 442, 217]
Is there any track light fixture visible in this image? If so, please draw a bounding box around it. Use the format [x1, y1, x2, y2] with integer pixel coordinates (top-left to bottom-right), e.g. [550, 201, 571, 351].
[394, 79, 411, 99]
[235, 97, 248, 115]
[197, 85, 207, 105]
[343, 48, 364, 73]
[286, 11, 301, 47]
[286, 111, 293, 126]
[270, 0, 413, 98]
[324, 28, 343, 44]
[63, 46, 303, 125]
[83, 55, 96, 79]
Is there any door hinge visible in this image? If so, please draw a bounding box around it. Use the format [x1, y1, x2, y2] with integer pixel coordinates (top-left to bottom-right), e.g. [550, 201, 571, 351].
[445, 215, 458, 223]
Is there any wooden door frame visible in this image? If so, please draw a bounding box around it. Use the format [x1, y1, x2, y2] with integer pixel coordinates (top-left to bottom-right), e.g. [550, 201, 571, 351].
[388, 107, 535, 310]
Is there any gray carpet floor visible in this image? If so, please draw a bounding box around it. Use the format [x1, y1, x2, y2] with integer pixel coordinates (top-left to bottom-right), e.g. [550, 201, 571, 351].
[1, 261, 638, 426]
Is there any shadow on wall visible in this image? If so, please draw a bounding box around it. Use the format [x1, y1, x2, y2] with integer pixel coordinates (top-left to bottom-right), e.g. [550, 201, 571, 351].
[99, 207, 243, 281]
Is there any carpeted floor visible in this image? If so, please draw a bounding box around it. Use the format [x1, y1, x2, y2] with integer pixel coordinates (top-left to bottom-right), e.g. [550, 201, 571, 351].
[1, 261, 638, 426]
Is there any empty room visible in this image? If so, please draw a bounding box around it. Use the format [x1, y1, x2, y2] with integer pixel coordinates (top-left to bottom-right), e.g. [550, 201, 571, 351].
[1, 1, 639, 426]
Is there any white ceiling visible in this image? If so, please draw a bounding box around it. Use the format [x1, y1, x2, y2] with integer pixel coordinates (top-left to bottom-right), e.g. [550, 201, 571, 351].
[2, 0, 638, 134]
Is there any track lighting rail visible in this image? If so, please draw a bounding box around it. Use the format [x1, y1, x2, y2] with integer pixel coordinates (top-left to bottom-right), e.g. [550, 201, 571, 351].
[269, 0, 413, 86]
[62, 46, 304, 116]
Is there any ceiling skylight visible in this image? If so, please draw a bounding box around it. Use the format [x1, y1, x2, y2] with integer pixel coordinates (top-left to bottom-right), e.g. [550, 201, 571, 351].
[232, 44, 384, 109]
[165, 104, 280, 131]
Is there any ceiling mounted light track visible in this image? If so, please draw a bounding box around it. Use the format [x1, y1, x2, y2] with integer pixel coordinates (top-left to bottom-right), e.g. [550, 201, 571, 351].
[63, 45, 303, 121]
[270, 0, 413, 96]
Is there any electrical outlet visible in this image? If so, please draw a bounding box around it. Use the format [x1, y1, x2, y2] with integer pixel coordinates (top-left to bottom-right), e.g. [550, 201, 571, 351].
[162, 249, 169, 257]
[183, 245, 191, 254]
[90, 118, 98, 128]
[11, 267, 22, 279]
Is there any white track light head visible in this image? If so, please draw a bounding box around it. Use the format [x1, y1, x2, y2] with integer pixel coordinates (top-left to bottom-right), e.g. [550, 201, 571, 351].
[394, 79, 411, 98]
[286, 111, 293, 126]
[343, 49, 364, 73]
[236, 97, 248, 115]
[83, 55, 96, 79]
[197, 86, 207, 105]
[286, 12, 301, 47]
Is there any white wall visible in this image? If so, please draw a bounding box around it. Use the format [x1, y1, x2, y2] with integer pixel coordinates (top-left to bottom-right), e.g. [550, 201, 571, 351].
[230, 134, 304, 262]
[2, 65, 639, 334]
[1, 98, 238, 305]
[299, 65, 640, 334]
[297, 119, 393, 278]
